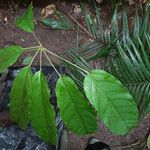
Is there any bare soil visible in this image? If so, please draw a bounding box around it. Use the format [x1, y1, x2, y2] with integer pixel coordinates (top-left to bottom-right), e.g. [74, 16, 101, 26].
[0, 1, 150, 150]
[0, 1, 78, 65]
[68, 115, 150, 150]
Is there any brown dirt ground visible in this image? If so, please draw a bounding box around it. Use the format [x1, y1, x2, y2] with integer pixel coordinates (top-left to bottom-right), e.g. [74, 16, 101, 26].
[68, 114, 150, 150]
[0, 0, 150, 150]
[0, 0, 81, 65]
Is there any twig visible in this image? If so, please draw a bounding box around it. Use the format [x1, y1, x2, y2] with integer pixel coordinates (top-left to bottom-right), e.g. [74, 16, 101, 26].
[29, 49, 40, 67]
[43, 50, 61, 77]
[68, 15, 95, 39]
[30, 32, 89, 74]
[33, 33, 42, 46]
[44, 49, 89, 74]
[112, 138, 147, 149]
[40, 50, 43, 71]
[23, 46, 41, 50]
[76, 25, 80, 51]
[6, 0, 14, 13]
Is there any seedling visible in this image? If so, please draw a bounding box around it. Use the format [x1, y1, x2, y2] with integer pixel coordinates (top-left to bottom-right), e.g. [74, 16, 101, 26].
[0, 2, 138, 145]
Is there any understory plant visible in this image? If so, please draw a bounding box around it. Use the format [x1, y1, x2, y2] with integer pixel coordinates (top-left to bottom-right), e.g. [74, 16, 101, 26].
[66, 0, 150, 118]
[94, 1, 150, 119]
[64, 1, 150, 148]
[0, 2, 139, 146]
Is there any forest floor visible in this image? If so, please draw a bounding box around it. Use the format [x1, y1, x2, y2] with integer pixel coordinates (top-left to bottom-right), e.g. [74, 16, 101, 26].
[0, 0, 150, 149]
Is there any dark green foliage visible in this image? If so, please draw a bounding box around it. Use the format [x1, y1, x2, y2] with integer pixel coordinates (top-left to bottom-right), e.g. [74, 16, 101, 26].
[65, 1, 150, 119]
[56, 76, 97, 135]
[10, 67, 33, 129]
[30, 71, 57, 145]
[0, 1, 142, 145]
[41, 11, 73, 30]
[0, 46, 23, 73]
[84, 70, 138, 134]
[15, 2, 34, 32]
[109, 35, 150, 118]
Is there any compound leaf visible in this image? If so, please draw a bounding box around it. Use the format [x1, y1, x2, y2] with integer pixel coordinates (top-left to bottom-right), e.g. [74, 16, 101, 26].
[0, 45, 23, 73]
[15, 2, 34, 32]
[84, 70, 138, 135]
[30, 71, 57, 145]
[56, 76, 97, 135]
[10, 67, 33, 129]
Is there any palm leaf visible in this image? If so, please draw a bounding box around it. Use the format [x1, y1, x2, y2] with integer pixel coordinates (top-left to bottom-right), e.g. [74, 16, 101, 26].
[63, 49, 92, 89]
[109, 34, 150, 118]
[63, 1, 150, 119]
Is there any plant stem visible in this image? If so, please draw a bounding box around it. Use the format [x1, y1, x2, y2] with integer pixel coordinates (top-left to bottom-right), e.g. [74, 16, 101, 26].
[68, 15, 95, 40]
[40, 50, 43, 71]
[43, 50, 61, 77]
[29, 49, 40, 67]
[23, 46, 41, 50]
[33, 33, 42, 46]
[44, 49, 89, 74]
[23, 49, 39, 53]
[31, 32, 88, 74]
[76, 25, 80, 50]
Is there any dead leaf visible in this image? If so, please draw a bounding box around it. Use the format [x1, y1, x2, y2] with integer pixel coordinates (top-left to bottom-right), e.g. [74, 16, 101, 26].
[73, 4, 81, 14]
[96, 0, 103, 4]
[41, 4, 56, 18]
[128, 0, 134, 5]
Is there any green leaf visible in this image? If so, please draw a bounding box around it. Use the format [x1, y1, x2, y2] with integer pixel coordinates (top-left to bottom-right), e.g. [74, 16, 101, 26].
[109, 36, 150, 118]
[30, 71, 57, 145]
[122, 3, 129, 44]
[15, 2, 34, 32]
[84, 70, 138, 135]
[0, 45, 23, 73]
[111, 4, 118, 40]
[147, 134, 150, 149]
[10, 67, 33, 129]
[56, 76, 97, 135]
[23, 56, 33, 65]
[41, 11, 73, 30]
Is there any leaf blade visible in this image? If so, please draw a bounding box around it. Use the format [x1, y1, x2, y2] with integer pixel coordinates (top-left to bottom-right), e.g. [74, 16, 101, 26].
[41, 11, 73, 30]
[10, 67, 33, 129]
[56, 76, 97, 135]
[0, 45, 23, 73]
[84, 70, 138, 135]
[30, 71, 57, 145]
[15, 2, 34, 33]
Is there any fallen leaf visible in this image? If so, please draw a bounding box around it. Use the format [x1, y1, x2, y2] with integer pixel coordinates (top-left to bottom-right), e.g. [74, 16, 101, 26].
[41, 4, 56, 18]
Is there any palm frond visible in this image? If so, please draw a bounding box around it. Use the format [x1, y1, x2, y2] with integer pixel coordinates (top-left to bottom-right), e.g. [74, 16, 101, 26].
[63, 49, 92, 89]
[109, 34, 150, 118]
[63, 1, 150, 118]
